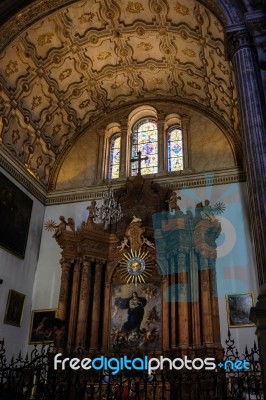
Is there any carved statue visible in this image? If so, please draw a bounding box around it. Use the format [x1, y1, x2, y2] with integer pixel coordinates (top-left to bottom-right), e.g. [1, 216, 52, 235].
[53, 216, 68, 238]
[141, 236, 155, 249]
[117, 236, 129, 252]
[126, 216, 145, 251]
[196, 200, 216, 222]
[201, 199, 215, 221]
[86, 200, 97, 224]
[166, 191, 181, 212]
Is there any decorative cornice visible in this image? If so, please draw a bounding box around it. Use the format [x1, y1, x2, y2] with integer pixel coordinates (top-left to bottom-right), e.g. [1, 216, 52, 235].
[0, 149, 47, 204]
[46, 168, 246, 205]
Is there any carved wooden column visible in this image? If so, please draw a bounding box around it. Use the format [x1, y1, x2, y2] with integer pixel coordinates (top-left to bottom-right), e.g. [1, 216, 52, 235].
[210, 264, 221, 345]
[90, 260, 103, 351]
[76, 257, 92, 348]
[102, 280, 111, 352]
[170, 257, 177, 348]
[190, 249, 201, 346]
[199, 261, 214, 345]
[157, 112, 165, 174]
[67, 259, 81, 350]
[119, 117, 128, 179]
[162, 275, 170, 351]
[58, 258, 72, 321]
[177, 252, 189, 348]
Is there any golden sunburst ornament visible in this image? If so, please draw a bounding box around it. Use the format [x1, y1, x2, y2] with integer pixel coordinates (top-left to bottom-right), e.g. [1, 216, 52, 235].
[44, 219, 57, 231]
[118, 249, 153, 284]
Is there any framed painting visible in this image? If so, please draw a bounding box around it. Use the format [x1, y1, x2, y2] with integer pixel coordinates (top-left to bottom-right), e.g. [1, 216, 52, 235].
[226, 292, 255, 328]
[29, 309, 57, 344]
[0, 172, 33, 258]
[109, 282, 161, 352]
[4, 289, 26, 327]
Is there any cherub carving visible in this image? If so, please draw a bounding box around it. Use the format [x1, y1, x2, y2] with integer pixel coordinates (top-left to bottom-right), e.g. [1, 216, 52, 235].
[117, 236, 129, 252]
[166, 191, 181, 212]
[142, 236, 155, 249]
[130, 215, 142, 224]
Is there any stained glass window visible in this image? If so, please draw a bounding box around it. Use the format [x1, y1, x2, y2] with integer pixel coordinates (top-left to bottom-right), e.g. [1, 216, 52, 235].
[131, 119, 158, 176]
[168, 126, 183, 171]
[109, 134, 121, 179]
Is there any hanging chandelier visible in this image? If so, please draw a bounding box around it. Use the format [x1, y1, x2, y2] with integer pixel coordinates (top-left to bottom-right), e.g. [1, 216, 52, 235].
[95, 186, 123, 230]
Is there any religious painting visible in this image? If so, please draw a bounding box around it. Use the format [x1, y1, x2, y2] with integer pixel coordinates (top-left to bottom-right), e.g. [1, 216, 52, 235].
[109, 282, 161, 351]
[29, 309, 57, 344]
[0, 173, 33, 258]
[226, 293, 255, 328]
[4, 289, 26, 327]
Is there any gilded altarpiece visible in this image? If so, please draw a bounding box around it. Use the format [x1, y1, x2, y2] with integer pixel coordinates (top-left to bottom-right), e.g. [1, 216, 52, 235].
[50, 175, 223, 355]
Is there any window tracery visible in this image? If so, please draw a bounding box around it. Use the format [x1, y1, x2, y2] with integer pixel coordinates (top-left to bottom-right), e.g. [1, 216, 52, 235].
[109, 134, 121, 179]
[167, 126, 184, 172]
[103, 107, 187, 181]
[131, 119, 158, 176]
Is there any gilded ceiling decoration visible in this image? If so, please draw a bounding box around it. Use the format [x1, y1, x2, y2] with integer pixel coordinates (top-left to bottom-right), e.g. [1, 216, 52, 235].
[0, 0, 238, 188]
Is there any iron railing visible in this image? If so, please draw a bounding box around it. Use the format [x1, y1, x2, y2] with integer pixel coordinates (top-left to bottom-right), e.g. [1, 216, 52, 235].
[0, 332, 264, 399]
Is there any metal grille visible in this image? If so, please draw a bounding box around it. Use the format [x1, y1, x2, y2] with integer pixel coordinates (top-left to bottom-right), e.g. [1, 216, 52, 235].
[0, 332, 264, 400]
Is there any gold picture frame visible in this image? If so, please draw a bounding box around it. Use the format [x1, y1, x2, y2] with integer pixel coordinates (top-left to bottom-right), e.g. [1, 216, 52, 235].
[29, 308, 57, 344]
[4, 289, 26, 327]
[226, 292, 255, 328]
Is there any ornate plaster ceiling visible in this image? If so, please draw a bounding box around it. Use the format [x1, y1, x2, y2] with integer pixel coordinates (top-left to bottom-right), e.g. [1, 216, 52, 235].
[0, 0, 238, 189]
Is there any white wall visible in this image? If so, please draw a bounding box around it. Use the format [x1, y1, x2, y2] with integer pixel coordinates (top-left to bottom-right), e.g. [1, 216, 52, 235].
[0, 169, 45, 359]
[32, 181, 259, 355]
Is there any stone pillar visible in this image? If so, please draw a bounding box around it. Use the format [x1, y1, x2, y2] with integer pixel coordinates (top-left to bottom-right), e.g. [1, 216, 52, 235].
[76, 257, 92, 348]
[228, 28, 266, 392]
[245, 10, 266, 105]
[119, 117, 128, 178]
[180, 114, 190, 171]
[57, 258, 72, 321]
[67, 259, 81, 350]
[157, 112, 165, 174]
[90, 260, 103, 351]
[96, 128, 106, 181]
[228, 29, 266, 285]
[250, 285, 266, 392]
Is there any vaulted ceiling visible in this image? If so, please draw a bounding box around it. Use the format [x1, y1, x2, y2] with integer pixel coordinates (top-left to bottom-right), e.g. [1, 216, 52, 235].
[0, 0, 239, 189]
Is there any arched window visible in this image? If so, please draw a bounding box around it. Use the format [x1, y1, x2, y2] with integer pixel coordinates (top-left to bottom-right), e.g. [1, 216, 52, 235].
[131, 119, 158, 176]
[109, 134, 121, 179]
[167, 126, 183, 172]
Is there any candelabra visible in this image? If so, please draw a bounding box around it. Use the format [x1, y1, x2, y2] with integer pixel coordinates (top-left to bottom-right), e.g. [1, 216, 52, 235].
[95, 187, 123, 229]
